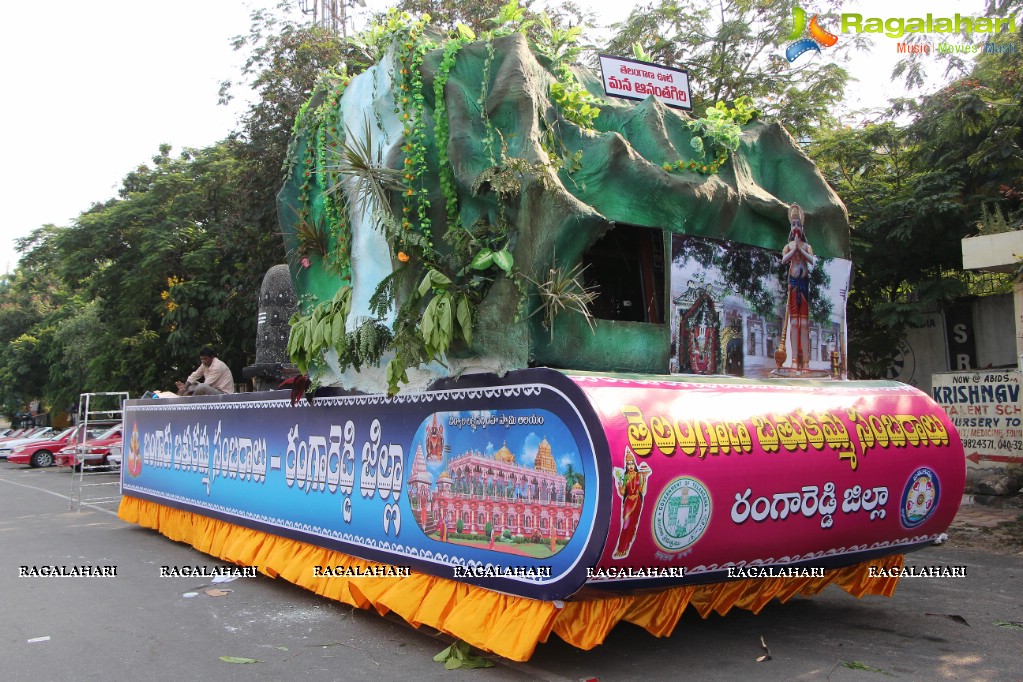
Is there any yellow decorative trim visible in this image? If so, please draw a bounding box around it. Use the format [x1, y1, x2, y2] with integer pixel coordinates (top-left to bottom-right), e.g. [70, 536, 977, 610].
[118, 495, 903, 661]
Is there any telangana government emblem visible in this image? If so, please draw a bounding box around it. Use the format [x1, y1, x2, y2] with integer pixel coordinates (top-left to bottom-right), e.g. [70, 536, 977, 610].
[653, 476, 712, 552]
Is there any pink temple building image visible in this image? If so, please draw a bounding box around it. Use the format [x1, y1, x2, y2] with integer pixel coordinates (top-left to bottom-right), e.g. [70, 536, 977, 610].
[407, 418, 585, 557]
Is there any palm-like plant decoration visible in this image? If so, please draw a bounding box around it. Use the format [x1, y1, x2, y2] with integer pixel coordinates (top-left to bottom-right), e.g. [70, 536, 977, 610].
[323, 117, 405, 220]
[523, 261, 599, 340]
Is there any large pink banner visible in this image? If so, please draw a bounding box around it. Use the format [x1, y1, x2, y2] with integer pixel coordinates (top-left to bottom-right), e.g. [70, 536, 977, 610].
[571, 375, 966, 589]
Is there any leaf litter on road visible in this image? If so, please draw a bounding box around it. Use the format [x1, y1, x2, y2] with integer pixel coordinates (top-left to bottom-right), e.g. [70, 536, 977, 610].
[841, 661, 894, 676]
[994, 621, 1023, 630]
[756, 635, 772, 662]
[433, 640, 493, 670]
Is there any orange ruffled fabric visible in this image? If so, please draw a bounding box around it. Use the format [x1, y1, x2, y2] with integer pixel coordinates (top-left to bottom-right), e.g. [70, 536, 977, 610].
[119, 496, 903, 661]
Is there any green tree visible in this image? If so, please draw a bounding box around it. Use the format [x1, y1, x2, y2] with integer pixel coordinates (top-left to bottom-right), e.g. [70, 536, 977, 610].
[0, 233, 72, 418]
[388, 0, 530, 34]
[386, 0, 597, 42]
[811, 34, 1023, 376]
[810, 122, 965, 376]
[604, 0, 868, 138]
[5, 142, 281, 406]
[47, 300, 108, 412]
[0, 7, 348, 417]
[891, 0, 1022, 93]
[219, 3, 346, 245]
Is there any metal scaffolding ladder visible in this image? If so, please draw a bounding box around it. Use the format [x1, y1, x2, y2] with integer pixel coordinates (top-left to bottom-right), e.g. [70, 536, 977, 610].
[69, 392, 128, 512]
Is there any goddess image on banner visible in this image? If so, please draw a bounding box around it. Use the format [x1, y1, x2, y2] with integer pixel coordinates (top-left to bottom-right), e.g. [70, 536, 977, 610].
[611, 448, 652, 559]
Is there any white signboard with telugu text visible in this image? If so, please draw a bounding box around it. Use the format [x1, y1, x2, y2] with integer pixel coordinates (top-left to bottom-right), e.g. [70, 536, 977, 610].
[598, 54, 692, 111]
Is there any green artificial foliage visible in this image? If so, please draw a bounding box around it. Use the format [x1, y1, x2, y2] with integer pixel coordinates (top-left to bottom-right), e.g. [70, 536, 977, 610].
[279, 2, 849, 392]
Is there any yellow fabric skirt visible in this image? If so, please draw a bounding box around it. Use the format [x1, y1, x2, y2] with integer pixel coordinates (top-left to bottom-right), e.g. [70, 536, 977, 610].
[119, 495, 903, 661]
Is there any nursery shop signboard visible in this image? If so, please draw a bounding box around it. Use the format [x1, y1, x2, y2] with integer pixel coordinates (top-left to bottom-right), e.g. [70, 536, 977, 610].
[932, 370, 1023, 467]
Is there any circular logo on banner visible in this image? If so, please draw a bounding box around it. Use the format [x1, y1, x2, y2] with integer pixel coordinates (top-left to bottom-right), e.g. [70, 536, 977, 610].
[901, 467, 939, 529]
[653, 476, 712, 553]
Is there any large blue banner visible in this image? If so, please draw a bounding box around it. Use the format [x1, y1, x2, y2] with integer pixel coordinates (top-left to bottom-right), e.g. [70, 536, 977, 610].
[122, 369, 610, 600]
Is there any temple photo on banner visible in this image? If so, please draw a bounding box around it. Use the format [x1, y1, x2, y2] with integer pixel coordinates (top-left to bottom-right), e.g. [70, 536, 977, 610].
[668, 233, 851, 379]
[407, 410, 586, 558]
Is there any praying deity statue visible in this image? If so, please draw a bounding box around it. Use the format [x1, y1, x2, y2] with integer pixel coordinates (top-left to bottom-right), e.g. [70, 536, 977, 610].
[780, 204, 815, 369]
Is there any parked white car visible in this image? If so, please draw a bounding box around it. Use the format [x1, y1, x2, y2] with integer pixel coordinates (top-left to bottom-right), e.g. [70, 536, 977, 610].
[106, 445, 122, 468]
[0, 428, 55, 460]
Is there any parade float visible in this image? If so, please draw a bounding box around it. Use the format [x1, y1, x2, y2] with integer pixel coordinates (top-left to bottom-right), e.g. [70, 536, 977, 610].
[118, 9, 966, 661]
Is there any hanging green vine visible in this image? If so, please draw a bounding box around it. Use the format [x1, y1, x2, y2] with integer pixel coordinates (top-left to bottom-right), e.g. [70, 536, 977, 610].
[434, 28, 472, 228]
[288, 67, 354, 280]
[478, 37, 499, 165]
[393, 13, 435, 247]
[286, 10, 518, 394]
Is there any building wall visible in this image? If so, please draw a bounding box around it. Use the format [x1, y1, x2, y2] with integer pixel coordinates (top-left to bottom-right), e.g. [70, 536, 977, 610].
[973, 295, 1017, 368]
[888, 294, 1017, 394]
[886, 294, 1021, 490]
[891, 312, 949, 394]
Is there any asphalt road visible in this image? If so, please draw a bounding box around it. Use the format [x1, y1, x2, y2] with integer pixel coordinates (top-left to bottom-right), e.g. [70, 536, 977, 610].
[2, 461, 1021, 681]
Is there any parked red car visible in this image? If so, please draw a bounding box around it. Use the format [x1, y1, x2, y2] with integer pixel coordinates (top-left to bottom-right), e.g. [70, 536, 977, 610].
[55, 425, 123, 468]
[8, 425, 99, 468]
[0, 427, 56, 460]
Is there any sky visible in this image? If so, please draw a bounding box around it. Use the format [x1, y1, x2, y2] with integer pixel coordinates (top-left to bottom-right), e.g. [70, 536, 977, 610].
[0, 0, 992, 275]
